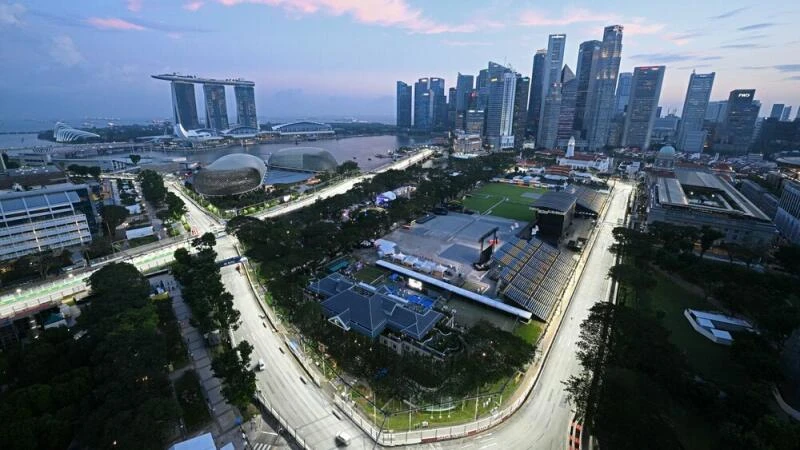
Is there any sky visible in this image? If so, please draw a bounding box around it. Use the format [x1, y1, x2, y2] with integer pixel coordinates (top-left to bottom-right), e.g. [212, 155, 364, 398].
[1, 0, 799, 124]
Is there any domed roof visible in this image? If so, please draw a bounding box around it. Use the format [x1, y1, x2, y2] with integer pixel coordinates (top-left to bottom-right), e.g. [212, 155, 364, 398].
[194, 153, 267, 197]
[268, 147, 338, 172]
[658, 145, 676, 157]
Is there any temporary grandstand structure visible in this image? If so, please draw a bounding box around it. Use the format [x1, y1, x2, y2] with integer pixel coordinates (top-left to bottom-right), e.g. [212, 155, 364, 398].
[492, 238, 577, 320]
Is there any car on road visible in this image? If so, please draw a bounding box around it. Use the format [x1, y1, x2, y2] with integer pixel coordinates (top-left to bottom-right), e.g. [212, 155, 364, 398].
[335, 431, 351, 446]
[299, 376, 307, 384]
[256, 359, 266, 371]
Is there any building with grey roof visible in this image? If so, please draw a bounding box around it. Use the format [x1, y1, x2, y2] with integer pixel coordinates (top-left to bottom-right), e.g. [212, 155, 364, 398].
[531, 191, 576, 241]
[0, 183, 95, 261]
[647, 168, 777, 246]
[308, 273, 443, 343]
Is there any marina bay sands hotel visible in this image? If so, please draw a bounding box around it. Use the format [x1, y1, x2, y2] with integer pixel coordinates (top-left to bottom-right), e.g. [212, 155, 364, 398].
[151, 73, 257, 134]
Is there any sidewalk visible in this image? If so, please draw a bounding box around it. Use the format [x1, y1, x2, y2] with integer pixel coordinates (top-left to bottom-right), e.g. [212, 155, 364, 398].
[150, 274, 245, 450]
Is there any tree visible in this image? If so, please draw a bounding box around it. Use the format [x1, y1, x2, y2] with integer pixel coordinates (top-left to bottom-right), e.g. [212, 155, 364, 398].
[100, 205, 129, 237]
[138, 170, 167, 205]
[699, 226, 724, 257]
[608, 263, 656, 303]
[731, 332, 783, 382]
[164, 192, 187, 220]
[211, 341, 257, 411]
[129, 154, 141, 165]
[192, 231, 216, 249]
[336, 160, 360, 175]
[775, 244, 800, 276]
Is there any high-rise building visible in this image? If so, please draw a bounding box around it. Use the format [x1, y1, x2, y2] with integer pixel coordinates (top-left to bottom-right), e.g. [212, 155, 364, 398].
[513, 75, 530, 149]
[614, 72, 633, 115]
[414, 78, 433, 131]
[585, 25, 624, 151]
[465, 109, 485, 135]
[775, 180, 800, 245]
[456, 73, 475, 112]
[557, 66, 578, 146]
[396, 81, 412, 129]
[430, 77, 447, 129]
[171, 81, 201, 130]
[781, 106, 793, 121]
[234, 85, 258, 128]
[719, 89, 760, 153]
[203, 84, 229, 131]
[537, 34, 567, 141]
[476, 69, 489, 110]
[622, 66, 665, 150]
[448, 87, 458, 129]
[677, 71, 715, 153]
[705, 101, 728, 123]
[573, 40, 600, 136]
[485, 62, 516, 150]
[527, 49, 547, 138]
[770, 103, 785, 119]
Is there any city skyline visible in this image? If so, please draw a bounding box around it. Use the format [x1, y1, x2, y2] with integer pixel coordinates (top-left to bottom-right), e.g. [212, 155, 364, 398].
[1, 1, 800, 122]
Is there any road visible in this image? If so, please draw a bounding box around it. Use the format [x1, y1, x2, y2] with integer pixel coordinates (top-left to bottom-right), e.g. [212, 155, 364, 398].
[410, 183, 632, 450]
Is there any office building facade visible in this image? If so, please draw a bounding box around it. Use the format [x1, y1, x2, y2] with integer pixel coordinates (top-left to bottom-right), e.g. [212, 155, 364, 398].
[171, 82, 201, 130]
[781, 106, 793, 122]
[455, 73, 475, 113]
[775, 180, 800, 244]
[465, 109, 485, 135]
[485, 62, 516, 150]
[234, 86, 258, 128]
[0, 183, 95, 261]
[573, 40, 600, 136]
[513, 75, 530, 149]
[537, 34, 567, 141]
[705, 101, 728, 123]
[614, 72, 633, 115]
[476, 69, 489, 111]
[557, 66, 578, 146]
[585, 25, 624, 151]
[203, 84, 229, 131]
[720, 89, 760, 153]
[396, 81, 412, 129]
[770, 104, 785, 119]
[677, 72, 715, 153]
[527, 49, 547, 139]
[622, 66, 665, 149]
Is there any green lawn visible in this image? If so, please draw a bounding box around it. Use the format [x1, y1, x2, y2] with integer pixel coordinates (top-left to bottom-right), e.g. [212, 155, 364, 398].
[513, 320, 545, 345]
[353, 265, 388, 284]
[634, 272, 746, 387]
[463, 183, 542, 221]
[174, 370, 211, 432]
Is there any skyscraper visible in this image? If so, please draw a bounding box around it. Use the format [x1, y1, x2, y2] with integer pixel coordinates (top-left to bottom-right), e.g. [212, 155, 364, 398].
[513, 75, 530, 149]
[527, 49, 547, 138]
[537, 34, 567, 141]
[465, 109, 485, 135]
[203, 84, 229, 130]
[430, 77, 447, 129]
[781, 106, 793, 121]
[396, 81, 412, 129]
[614, 72, 633, 115]
[720, 89, 760, 153]
[171, 81, 201, 130]
[622, 66, 665, 150]
[677, 71, 715, 153]
[414, 78, 433, 131]
[573, 40, 600, 136]
[455, 73, 475, 112]
[485, 62, 516, 150]
[770, 103, 785, 119]
[448, 87, 458, 129]
[585, 25, 624, 151]
[476, 69, 489, 110]
[705, 101, 728, 122]
[234, 85, 258, 128]
[557, 66, 578, 146]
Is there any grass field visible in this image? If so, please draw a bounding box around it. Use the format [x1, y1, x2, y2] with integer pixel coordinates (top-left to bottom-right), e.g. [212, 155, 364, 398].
[513, 320, 545, 345]
[353, 265, 388, 284]
[463, 183, 544, 222]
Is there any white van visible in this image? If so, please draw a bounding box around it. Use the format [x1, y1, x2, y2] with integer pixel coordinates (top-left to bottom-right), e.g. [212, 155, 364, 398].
[335, 431, 351, 446]
[257, 359, 265, 371]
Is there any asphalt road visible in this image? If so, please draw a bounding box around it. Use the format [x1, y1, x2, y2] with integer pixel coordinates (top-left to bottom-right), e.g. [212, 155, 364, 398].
[410, 182, 632, 450]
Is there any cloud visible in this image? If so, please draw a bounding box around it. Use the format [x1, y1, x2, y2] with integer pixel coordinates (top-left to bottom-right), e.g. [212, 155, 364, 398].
[630, 52, 693, 63]
[738, 23, 776, 31]
[183, 1, 204, 11]
[697, 56, 723, 61]
[709, 7, 748, 20]
[624, 18, 665, 35]
[785, 75, 800, 81]
[216, 0, 490, 34]
[519, 7, 616, 26]
[774, 64, 800, 72]
[720, 43, 767, 49]
[677, 64, 712, 70]
[49, 35, 84, 67]
[724, 33, 769, 43]
[167, 32, 183, 39]
[442, 40, 492, 47]
[127, 0, 143, 12]
[741, 66, 768, 70]
[86, 17, 147, 30]
[0, 2, 25, 25]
